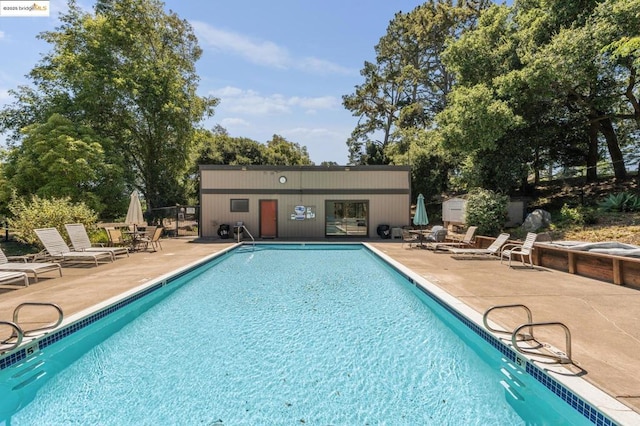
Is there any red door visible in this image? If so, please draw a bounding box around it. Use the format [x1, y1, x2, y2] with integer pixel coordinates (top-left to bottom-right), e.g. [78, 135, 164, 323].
[260, 200, 277, 238]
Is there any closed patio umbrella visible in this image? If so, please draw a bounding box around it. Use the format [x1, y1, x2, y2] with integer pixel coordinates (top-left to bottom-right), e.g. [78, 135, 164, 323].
[413, 193, 429, 229]
[126, 190, 145, 229]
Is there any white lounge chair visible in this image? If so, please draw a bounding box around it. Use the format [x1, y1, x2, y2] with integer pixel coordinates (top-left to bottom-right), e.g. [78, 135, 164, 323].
[65, 224, 129, 260]
[427, 226, 477, 251]
[500, 232, 537, 267]
[448, 233, 510, 257]
[0, 248, 62, 282]
[0, 271, 29, 286]
[34, 228, 114, 266]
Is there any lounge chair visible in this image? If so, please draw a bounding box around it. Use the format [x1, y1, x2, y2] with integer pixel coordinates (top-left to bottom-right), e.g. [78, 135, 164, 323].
[34, 228, 114, 266]
[65, 224, 129, 260]
[448, 233, 510, 258]
[427, 226, 477, 251]
[500, 232, 537, 267]
[0, 271, 29, 286]
[0, 248, 62, 282]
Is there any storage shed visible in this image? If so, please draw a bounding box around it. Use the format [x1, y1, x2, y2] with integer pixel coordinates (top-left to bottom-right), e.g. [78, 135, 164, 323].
[442, 197, 466, 229]
[199, 165, 411, 239]
[442, 196, 526, 230]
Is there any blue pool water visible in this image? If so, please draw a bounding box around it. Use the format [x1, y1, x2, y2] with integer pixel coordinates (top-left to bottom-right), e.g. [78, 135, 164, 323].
[0, 245, 598, 424]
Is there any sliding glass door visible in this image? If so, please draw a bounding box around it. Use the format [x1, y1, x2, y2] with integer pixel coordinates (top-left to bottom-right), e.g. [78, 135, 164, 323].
[325, 200, 368, 237]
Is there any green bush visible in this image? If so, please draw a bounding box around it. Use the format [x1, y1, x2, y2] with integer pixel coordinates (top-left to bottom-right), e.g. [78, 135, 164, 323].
[559, 204, 598, 226]
[464, 188, 509, 237]
[598, 192, 640, 212]
[8, 195, 98, 246]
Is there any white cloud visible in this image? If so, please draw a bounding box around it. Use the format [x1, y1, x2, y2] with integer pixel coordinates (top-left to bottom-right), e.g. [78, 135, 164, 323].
[282, 127, 344, 140]
[191, 21, 289, 69]
[211, 86, 340, 116]
[191, 21, 353, 75]
[220, 117, 250, 128]
[0, 31, 5, 40]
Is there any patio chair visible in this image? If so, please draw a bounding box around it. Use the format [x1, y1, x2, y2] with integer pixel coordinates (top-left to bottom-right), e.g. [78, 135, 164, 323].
[426, 226, 477, 251]
[401, 229, 420, 248]
[448, 233, 510, 258]
[0, 248, 62, 282]
[423, 226, 448, 243]
[500, 232, 538, 267]
[106, 228, 129, 247]
[65, 224, 129, 260]
[34, 228, 114, 266]
[138, 227, 163, 252]
[0, 271, 29, 287]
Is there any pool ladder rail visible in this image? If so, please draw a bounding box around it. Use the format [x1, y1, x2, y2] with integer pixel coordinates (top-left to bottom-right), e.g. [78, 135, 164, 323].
[237, 225, 255, 248]
[483, 304, 573, 365]
[0, 302, 64, 355]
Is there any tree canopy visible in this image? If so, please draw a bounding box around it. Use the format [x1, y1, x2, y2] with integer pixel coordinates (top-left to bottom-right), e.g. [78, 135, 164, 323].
[344, 0, 640, 197]
[0, 0, 218, 216]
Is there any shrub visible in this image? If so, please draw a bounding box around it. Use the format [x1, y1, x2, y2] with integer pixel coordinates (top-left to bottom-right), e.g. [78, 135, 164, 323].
[599, 192, 640, 212]
[8, 195, 98, 246]
[559, 204, 598, 226]
[464, 188, 509, 236]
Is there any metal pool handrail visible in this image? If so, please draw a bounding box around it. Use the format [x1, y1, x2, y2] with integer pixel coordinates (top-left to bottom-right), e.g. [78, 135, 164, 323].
[0, 321, 23, 353]
[483, 304, 573, 365]
[238, 225, 255, 248]
[483, 304, 535, 341]
[13, 302, 64, 337]
[512, 322, 573, 364]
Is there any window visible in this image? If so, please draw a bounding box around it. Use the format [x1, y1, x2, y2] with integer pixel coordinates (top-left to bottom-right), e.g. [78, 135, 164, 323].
[325, 200, 368, 237]
[230, 199, 249, 212]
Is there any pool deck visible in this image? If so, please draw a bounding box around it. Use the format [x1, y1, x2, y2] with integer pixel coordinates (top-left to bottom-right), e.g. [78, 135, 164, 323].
[1, 237, 640, 419]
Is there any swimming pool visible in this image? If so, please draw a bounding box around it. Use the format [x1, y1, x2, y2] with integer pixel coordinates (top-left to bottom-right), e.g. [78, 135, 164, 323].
[0, 244, 624, 424]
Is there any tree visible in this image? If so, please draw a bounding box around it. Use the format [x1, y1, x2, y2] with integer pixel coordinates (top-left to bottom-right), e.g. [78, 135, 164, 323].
[193, 129, 313, 167]
[264, 135, 313, 166]
[343, 1, 490, 165]
[194, 130, 266, 166]
[0, 0, 217, 214]
[439, 0, 640, 189]
[2, 114, 122, 214]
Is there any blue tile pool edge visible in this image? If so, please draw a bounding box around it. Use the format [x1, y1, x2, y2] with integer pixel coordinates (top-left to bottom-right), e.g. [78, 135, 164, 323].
[0, 242, 634, 425]
[362, 243, 637, 426]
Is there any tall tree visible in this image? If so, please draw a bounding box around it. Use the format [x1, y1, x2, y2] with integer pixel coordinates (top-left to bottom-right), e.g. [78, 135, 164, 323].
[342, 0, 490, 165]
[0, 0, 218, 213]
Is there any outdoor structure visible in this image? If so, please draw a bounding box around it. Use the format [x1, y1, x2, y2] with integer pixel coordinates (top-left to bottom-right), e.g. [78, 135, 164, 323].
[442, 196, 526, 230]
[199, 165, 411, 239]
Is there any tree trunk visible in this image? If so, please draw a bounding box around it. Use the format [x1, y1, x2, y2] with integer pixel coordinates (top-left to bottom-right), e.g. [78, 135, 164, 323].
[586, 119, 599, 182]
[533, 145, 541, 185]
[599, 117, 627, 180]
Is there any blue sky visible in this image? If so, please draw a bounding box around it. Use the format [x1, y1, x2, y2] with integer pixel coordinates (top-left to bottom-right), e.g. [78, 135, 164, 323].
[0, 1, 471, 164]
